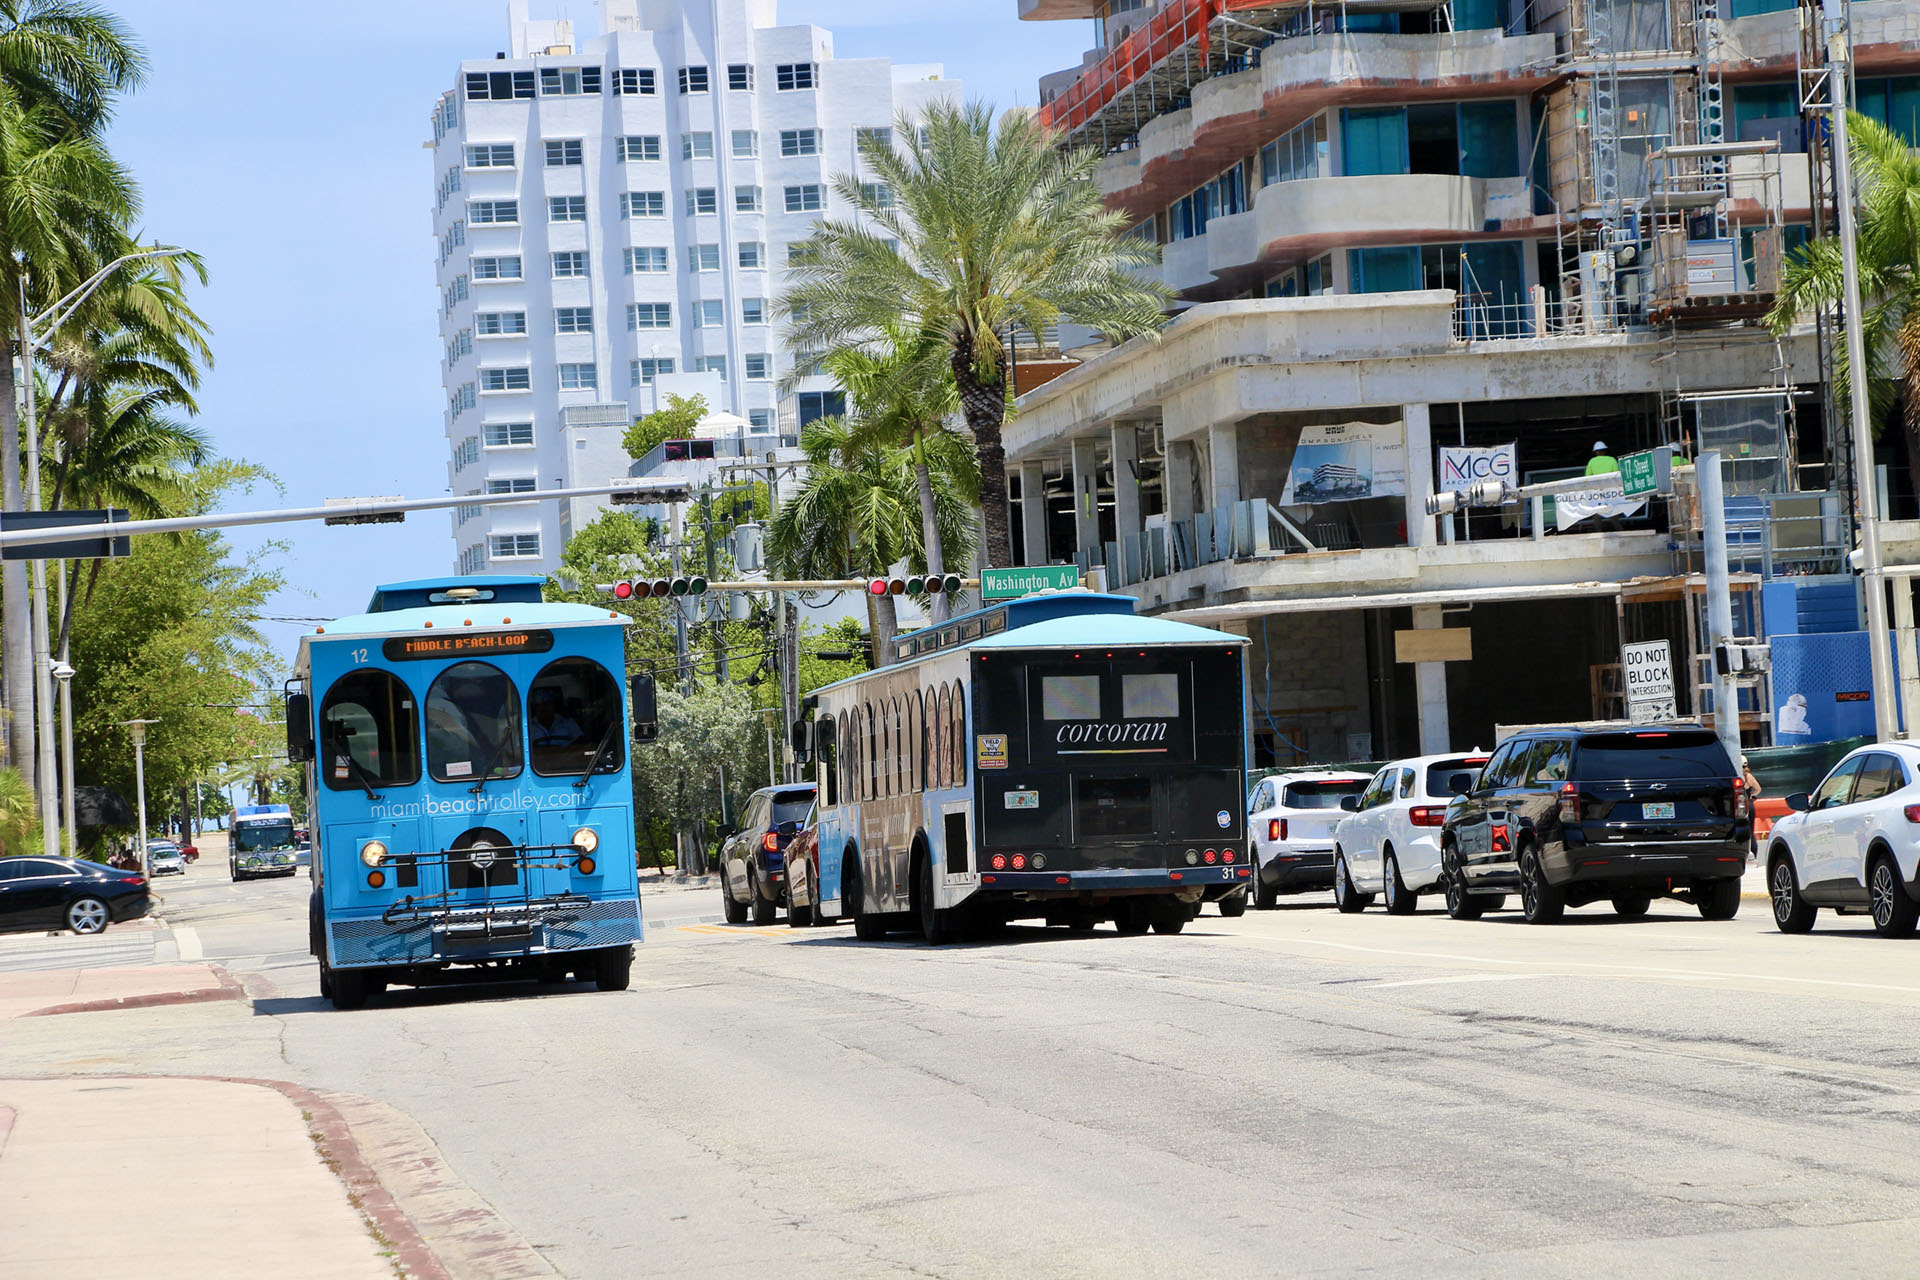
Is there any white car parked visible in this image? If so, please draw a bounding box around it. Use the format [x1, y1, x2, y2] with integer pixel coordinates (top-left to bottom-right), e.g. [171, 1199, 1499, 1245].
[1246, 771, 1371, 908]
[1764, 741, 1920, 937]
[1332, 751, 1491, 915]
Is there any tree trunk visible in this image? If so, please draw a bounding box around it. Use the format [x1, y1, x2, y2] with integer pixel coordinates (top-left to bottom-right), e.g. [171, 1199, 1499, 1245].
[0, 339, 34, 788]
[953, 346, 1013, 571]
[178, 786, 194, 840]
[913, 426, 947, 622]
[1900, 323, 1920, 521]
[875, 592, 898, 666]
[865, 586, 891, 668]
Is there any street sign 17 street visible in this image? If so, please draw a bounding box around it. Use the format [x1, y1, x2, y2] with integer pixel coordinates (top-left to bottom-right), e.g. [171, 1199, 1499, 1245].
[1620, 449, 1670, 499]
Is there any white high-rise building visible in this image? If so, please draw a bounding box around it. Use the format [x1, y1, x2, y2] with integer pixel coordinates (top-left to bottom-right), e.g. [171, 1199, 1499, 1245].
[430, 0, 960, 574]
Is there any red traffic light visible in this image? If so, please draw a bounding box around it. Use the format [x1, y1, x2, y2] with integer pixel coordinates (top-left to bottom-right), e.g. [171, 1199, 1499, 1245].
[613, 581, 634, 599]
[867, 579, 889, 596]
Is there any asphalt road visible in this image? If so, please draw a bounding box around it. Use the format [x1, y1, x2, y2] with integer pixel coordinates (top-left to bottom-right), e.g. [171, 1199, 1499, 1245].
[6, 861, 1920, 1279]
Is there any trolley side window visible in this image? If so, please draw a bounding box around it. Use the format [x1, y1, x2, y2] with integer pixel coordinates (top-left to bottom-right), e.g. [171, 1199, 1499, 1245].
[425, 660, 524, 784]
[527, 656, 625, 777]
[320, 669, 421, 790]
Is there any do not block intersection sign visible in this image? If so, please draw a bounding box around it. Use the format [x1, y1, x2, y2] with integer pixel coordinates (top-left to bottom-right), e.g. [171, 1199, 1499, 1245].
[1622, 640, 1676, 723]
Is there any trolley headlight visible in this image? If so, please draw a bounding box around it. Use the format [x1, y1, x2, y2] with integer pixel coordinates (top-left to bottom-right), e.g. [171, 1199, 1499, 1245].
[359, 840, 388, 868]
[571, 827, 600, 855]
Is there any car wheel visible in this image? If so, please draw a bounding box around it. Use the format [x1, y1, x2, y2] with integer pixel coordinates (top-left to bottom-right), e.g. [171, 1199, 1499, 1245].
[1217, 886, 1248, 918]
[1697, 876, 1742, 922]
[1518, 846, 1565, 924]
[1868, 856, 1918, 937]
[916, 853, 954, 945]
[1442, 844, 1485, 920]
[1610, 892, 1652, 919]
[1252, 864, 1277, 910]
[1332, 849, 1371, 914]
[750, 868, 777, 926]
[1114, 901, 1151, 935]
[595, 946, 634, 991]
[1769, 854, 1817, 934]
[721, 876, 747, 924]
[66, 896, 110, 935]
[1383, 850, 1417, 916]
[1151, 915, 1186, 935]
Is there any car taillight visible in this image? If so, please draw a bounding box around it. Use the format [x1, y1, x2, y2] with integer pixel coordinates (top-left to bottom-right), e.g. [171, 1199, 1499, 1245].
[1905, 804, 1920, 824]
[1409, 806, 1446, 827]
[1558, 781, 1579, 823]
[761, 832, 780, 852]
[1203, 849, 1217, 863]
[1268, 818, 1282, 842]
[1732, 779, 1751, 820]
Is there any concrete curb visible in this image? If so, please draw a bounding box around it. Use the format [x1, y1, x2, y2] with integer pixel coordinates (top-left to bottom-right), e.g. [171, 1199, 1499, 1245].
[19, 966, 245, 1019]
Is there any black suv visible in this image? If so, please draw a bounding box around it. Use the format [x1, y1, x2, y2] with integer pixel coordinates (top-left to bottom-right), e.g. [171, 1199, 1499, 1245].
[719, 784, 817, 925]
[1441, 725, 1749, 923]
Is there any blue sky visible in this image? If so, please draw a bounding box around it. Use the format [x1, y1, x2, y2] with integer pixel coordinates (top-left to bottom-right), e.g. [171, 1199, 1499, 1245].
[101, 0, 1092, 665]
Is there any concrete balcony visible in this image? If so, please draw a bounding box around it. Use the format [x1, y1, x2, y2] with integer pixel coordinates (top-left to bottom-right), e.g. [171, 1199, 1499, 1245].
[1724, 0, 1920, 73]
[1161, 232, 1217, 294]
[1018, 0, 1100, 18]
[1098, 30, 1558, 220]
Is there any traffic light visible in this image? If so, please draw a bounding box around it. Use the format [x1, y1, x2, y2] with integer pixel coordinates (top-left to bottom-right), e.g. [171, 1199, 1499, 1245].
[867, 574, 964, 596]
[610, 576, 707, 600]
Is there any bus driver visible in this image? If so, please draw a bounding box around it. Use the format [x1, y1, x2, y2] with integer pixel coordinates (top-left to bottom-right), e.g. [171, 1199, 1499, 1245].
[529, 687, 586, 749]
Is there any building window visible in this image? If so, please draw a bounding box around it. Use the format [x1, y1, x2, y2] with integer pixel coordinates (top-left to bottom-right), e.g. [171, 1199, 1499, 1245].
[696, 355, 727, 380]
[548, 195, 587, 222]
[453, 436, 480, 468]
[859, 182, 894, 209]
[632, 357, 676, 384]
[629, 302, 672, 329]
[677, 66, 709, 94]
[738, 242, 764, 269]
[558, 362, 598, 390]
[780, 128, 821, 157]
[686, 188, 717, 216]
[735, 185, 762, 212]
[465, 142, 515, 168]
[615, 68, 656, 96]
[787, 240, 819, 266]
[1338, 103, 1520, 180]
[486, 477, 537, 494]
[728, 63, 755, 91]
[797, 390, 845, 425]
[624, 246, 669, 273]
[621, 191, 665, 218]
[776, 63, 817, 91]
[481, 367, 531, 392]
[690, 243, 721, 272]
[489, 533, 541, 559]
[545, 139, 583, 167]
[484, 421, 534, 447]
[732, 129, 759, 157]
[616, 135, 661, 162]
[697, 300, 724, 327]
[741, 297, 766, 324]
[748, 409, 773, 430]
[449, 383, 476, 415]
[1259, 116, 1329, 187]
[745, 353, 771, 380]
[477, 311, 527, 336]
[540, 66, 601, 96]
[465, 70, 535, 101]
[784, 184, 824, 213]
[555, 306, 593, 334]
[681, 131, 714, 160]
[469, 199, 518, 225]
[552, 251, 589, 278]
[855, 125, 892, 154]
[472, 255, 522, 280]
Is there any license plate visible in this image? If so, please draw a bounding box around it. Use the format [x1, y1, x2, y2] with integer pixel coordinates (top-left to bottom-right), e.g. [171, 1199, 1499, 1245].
[1642, 802, 1675, 820]
[1004, 790, 1039, 810]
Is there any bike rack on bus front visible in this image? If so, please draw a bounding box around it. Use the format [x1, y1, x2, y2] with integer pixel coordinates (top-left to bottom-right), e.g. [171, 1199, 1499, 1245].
[378, 842, 595, 940]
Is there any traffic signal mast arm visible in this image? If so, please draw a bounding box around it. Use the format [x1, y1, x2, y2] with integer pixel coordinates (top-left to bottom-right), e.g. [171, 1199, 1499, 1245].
[601, 576, 979, 596]
[1426, 461, 1692, 516]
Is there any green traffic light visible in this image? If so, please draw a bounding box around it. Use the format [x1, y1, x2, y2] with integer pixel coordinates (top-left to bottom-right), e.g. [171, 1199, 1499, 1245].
[688, 577, 708, 595]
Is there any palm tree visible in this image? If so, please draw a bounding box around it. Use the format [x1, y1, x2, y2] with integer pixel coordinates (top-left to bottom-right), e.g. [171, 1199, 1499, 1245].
[780, 100, 1171, 570]
[0, 0, 147, 132]
[817, 327, 978, 619]
[1769, 112, 1920, 487]
[768, 415, 976, 664]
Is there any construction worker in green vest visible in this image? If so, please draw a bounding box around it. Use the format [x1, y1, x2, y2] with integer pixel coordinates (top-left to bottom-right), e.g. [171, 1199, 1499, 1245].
[1586, 440, 1620, 476]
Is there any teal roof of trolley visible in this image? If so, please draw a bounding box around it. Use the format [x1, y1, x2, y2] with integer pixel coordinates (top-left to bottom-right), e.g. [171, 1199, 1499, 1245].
[302, 600, 629, 644]
[971, 613, 1248, 650]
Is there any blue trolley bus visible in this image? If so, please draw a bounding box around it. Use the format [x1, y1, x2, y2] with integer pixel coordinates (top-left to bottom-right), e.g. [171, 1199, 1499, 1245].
[288, 576, 647, 1009]
[793, 591, 1251, 942]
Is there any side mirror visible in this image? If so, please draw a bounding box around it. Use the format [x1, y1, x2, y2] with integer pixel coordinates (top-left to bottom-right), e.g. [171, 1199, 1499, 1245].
[1786, 792, 1810, 813]
[629, 673, 658, 744]
[285, 693, 314, 763]
[1339, 794, 1360, 812]
[790, 719, 813, 764]
[1449, 773, 1473, 795]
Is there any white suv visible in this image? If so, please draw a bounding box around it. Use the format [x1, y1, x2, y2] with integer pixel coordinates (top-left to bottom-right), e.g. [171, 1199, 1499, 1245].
[1332, 751, 1490, 915]
[1765, 742, 1920, 937]
[1246, 771, 1370, 908]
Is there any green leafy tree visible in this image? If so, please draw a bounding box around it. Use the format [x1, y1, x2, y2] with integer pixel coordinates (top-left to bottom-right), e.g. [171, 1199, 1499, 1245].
[0, 765, 40, 854]
[780, 99, 1171, 570]
[0, 0, 148, 131]
[622, 392, 708, 459]
[629, 680, 765, 872]
[1770, 112, 1920, 485]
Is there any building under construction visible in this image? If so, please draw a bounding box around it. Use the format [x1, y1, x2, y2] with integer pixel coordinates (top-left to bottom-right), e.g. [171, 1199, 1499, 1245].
[1004, 0, 1917, 759]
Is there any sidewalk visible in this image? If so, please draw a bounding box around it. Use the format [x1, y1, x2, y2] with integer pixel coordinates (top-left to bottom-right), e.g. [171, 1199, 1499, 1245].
[0, 1077, 396, 1280]
[0, 963, 237, 1020]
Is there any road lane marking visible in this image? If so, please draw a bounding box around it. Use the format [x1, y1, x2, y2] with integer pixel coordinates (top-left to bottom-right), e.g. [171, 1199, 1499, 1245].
[171, 925, 203, 962]
[1369, 973, 1543, 989]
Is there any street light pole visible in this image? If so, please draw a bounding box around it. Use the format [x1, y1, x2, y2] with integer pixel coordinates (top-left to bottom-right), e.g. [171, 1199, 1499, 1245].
[117, 718, 159, 877]
[14, 246, 190, 857]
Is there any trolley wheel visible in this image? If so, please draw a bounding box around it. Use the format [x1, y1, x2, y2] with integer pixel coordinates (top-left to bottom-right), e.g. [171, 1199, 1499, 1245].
[1151, 917, 1186, 935]
[329, 968, 369, 1011]
[595, 946, 634, 991]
